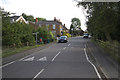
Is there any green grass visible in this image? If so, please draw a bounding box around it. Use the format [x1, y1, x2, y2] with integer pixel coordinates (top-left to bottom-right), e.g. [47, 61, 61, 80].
[93, 39, 120, 63]
[2, 44, 43, 58]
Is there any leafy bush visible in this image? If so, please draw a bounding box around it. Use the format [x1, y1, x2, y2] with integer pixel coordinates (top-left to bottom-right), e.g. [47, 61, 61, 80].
[2, 23, 35, 47]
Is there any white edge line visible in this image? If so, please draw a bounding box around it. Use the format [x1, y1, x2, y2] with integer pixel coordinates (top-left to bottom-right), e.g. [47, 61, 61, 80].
[1, 49, 44, 68]
[1, 53, 33, 68]
[0, 61, 15, 68]
[32, 69, 44, 80]
[84, 45, 102, 80]
[51, 52, 61, 61]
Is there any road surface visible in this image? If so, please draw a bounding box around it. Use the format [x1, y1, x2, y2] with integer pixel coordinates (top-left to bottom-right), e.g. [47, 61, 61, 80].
[2, 37, 103, 80]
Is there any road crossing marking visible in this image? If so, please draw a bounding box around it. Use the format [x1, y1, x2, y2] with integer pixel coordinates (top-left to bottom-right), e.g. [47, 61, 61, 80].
[84, 44, 102, 80]
[32, 69, 44, 80]
[23, 57, 35, 61]
[37, 57, 47, 61]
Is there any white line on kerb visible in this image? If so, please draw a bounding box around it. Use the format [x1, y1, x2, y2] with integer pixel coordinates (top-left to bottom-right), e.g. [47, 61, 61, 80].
[84, 45, 102, 80]
[51, 52, 61, 61]
[32, 69, 44, 80]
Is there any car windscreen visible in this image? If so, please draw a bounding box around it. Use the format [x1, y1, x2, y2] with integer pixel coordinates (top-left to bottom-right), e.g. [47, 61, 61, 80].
[60, 36, 66, 39]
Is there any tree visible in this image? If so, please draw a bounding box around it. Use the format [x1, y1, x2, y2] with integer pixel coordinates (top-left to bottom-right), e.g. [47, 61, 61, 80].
[22, 13, 34, 21]
[76, 2, 120, 41]
[35, 17, 46, 21]
[71, 17, 81, 30]
[70, 18, 82, 36]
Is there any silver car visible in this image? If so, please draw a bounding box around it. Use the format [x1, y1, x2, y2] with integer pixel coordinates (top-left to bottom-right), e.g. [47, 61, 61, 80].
[58, 36, 68, 43]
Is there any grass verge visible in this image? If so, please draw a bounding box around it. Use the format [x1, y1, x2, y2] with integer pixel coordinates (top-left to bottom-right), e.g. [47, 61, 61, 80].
[92, 39, 120, 63]
[2, 44, 44, 58]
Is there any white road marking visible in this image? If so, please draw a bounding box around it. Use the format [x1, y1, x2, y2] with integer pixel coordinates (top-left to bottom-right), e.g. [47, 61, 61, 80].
[32, 69, 44, 80]
[63, 47, 66, 50]
[51, 52, 61, 61]
[23, 56, 35, 61]
[84, 45, 102, 80]
[68, 43, 71, 46]
[0, 61, 15, 68]
[37, 57, 47, 61]
[18, 55, 31, 61]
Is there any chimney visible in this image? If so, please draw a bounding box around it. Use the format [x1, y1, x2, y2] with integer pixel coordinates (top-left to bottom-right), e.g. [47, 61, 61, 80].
[64, 24, 65, 27]
[36, 18, 38, 23]
[54, 17, 56, 21]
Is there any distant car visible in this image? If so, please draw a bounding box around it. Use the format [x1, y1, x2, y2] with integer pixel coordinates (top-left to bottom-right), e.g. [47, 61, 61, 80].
[58, 36, 68, 43]
[83, 33, 89, 38]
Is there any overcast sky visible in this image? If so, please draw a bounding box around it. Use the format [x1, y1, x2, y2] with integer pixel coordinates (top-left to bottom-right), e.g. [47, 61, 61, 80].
[0, 0, 87, 31]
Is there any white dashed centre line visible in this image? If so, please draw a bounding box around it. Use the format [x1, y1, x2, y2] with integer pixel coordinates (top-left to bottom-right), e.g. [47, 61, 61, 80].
[51, 52, 61, 61]
[32, 69, 44, 80]
[63, 47, 66, 50]
[68, 43, 71, 46]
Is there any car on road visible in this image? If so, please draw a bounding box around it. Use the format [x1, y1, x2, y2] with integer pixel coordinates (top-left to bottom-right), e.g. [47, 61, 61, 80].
[58, 36, 68, 43]
[83, 33, 89, 38]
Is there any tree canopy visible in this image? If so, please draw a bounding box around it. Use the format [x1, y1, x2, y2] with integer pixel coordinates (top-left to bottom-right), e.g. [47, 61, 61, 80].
[70, 17, 83, 36]
[76, 2, 120, 42]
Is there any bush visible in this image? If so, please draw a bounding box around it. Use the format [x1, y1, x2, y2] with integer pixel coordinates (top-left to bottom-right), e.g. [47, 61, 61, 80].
[37, 27, 55, 43]
[2, 23, 35, 47]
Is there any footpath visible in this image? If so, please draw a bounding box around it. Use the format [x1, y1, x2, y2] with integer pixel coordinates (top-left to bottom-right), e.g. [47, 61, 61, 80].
[2, 42, 55, 65]
[86, 39, 119, 79]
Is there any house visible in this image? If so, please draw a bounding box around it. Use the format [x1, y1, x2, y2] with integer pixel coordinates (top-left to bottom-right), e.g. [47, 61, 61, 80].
[29, 17, 63, 37]
[62, 24, 69, 33]
[10, 16, 28, 24]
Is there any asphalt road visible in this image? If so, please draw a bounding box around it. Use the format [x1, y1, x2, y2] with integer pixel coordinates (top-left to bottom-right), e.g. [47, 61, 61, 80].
[2, 37, 102, 79]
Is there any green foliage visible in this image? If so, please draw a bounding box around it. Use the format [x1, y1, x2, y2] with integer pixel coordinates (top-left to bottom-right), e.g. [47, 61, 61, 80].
[78, 2, 120, 42]
[71, 17, 81, 28]
[36, 17, 46, 21]
[37, 27, 54, 43]
[2, 23, 35, 47]
[70, 18, 82, 36]
[62, 32, 71, 38]
[22, 13, 34, 21]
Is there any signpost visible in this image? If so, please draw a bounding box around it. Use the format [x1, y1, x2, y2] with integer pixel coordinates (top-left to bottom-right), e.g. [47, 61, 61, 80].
[33, 32, 39, 45]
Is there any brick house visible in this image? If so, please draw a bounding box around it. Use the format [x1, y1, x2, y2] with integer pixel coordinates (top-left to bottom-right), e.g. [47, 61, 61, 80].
[62, 24, 69, 33]
[29, 17, 64, 37]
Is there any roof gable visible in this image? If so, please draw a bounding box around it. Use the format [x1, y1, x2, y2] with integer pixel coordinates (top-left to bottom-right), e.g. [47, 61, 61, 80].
[10, 16, 27, 24]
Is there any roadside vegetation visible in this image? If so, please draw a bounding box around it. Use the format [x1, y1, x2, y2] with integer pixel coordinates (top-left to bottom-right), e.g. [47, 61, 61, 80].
[76, 2, 120, 62]
[70, 18, 84, 36]
[1, 9, 55, 58]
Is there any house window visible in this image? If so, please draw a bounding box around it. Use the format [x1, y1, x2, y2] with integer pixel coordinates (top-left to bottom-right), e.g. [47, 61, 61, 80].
[53, 24, 56, 29]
